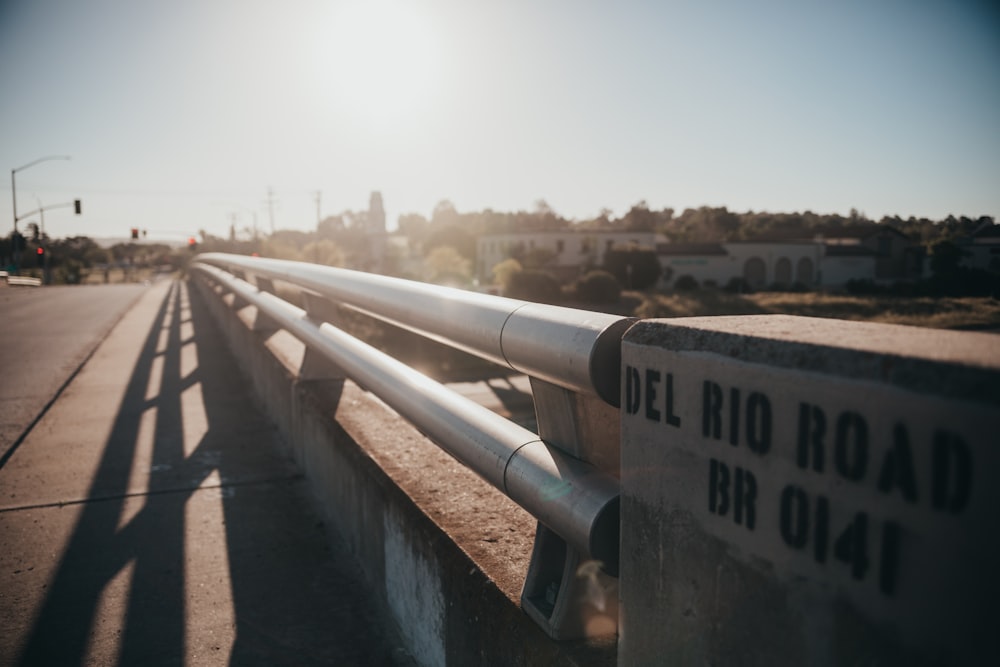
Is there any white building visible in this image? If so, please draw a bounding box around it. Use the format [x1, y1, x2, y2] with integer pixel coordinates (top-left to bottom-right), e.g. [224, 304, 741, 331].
[476, 229, 666, 283]
[658, 240, 875, 289]
[960, 222, 1000, 273]
[475, 225, 918, 290]
[820, 246, 878, 287]
[660, 241, 829, 289]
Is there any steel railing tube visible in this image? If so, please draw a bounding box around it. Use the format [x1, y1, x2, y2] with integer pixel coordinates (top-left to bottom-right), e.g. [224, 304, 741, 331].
[500, 303, 635, 407]
[504, 440, 621, 573]
[192, 264, 620, 569]
[194, 253, 632, 406]
[198, 253, 516, 367]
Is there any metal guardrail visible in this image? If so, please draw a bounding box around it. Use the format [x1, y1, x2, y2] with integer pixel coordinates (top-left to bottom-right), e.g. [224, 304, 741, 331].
[194, 253, 633, 407]
[2, 273, 42, 287]
[191, 253, 633, 639]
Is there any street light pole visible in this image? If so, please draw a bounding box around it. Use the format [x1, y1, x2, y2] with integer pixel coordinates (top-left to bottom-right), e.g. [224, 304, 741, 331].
[11, 155, 71, 235]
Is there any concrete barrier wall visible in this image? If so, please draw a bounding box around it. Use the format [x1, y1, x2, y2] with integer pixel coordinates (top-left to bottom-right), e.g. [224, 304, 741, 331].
[191, 277, 615, 667]
[194, 270, 1000, 665]
[620, 315, 1000, 666]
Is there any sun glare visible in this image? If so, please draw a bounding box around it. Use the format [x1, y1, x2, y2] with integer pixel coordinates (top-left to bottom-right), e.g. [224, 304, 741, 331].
[321, 0, 441, 127]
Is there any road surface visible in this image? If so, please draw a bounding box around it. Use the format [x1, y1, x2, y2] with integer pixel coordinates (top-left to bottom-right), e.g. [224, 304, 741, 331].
[0, 279, 410, 665]
[0, 283, 149, 459]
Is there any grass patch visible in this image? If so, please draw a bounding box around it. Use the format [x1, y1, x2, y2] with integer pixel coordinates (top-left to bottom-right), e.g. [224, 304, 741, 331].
[633, 290, 1000, 331]
[632, 290, 768, 319]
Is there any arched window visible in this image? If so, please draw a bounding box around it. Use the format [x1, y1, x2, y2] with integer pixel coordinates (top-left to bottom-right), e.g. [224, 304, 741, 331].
[774, 257, 792, 287]
[796, 257, 815, 285]
[743, 257, 766, 288]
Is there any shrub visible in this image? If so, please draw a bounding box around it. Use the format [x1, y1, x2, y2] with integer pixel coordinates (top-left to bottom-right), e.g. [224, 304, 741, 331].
[505, 269, 562, 303]
[491, 258, 522, 290]
[574, 270, 621, 303]
[724, 277, 752, 294]
[845, 279, 881, 295]
[603, 247, 662, 289]
[674, 274, 699, 291]
[424, 245, 471, 285]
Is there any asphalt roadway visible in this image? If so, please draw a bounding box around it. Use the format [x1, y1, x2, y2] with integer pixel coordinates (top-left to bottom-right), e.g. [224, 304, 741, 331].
[0, 282, 148, 459]
[0, 279, 410, 666]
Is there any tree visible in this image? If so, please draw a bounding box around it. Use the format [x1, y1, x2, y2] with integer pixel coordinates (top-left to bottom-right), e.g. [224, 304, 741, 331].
[622, 201, 657, 231]
[603, 246, 662, 289]
[491, 258, 522, 290]
[270, 229, 316, 247]
[317, 215, 347, 239]
[397, 213, 428, 239]
[56, 235, 105, 267]
[259, 239, 303, 261]
[675, 206, 740, 241]
[520, 247, 557, 270]
[425, 225, 476, 260]
[674, 274, 699, 291]
[574, 270, 621, 303]
[928, 240, 966, 276]
[302, 239, 343, 266]
[505, 269, 562, 303]
[431, 200, 459, 227]
[424, 245, 471, 285]
[576, 208, 615, 229]
[532, 199, 560, 228]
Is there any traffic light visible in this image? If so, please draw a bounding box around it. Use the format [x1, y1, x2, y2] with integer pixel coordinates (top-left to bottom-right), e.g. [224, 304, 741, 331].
[74, 199, 82, 215]
[131, 227, 139, 240]
[188, 237, 198, 251]
[36, 246, 45, 266]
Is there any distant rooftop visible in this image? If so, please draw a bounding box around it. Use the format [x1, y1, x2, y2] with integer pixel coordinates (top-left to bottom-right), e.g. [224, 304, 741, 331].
[656, 242, 727, 256]
[739, 222, 909, 243]
[824, 245, 877, 257]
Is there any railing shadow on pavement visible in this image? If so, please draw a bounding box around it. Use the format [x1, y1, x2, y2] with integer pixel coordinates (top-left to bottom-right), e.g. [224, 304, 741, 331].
[484, 377, 537, 431]
[15, 281, 401, 666]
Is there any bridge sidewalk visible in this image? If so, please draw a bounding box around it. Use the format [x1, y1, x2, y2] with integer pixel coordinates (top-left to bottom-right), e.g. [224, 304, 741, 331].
[0, 279, 408, 666]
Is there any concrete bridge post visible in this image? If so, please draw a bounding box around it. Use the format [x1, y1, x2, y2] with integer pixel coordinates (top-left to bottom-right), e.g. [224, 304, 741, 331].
[619, 315, 1000, 665]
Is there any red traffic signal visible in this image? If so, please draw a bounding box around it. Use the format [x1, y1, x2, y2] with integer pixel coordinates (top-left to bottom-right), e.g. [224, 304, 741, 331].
[131, 227, 139, 239]
[36, 246, 44, 256]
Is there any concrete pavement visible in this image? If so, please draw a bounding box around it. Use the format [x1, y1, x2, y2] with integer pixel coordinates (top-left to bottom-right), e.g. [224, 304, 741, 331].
[0, 279, 409, 666]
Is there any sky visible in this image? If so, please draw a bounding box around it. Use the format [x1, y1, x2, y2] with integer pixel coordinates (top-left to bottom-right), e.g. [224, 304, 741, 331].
[1, 0, 998, 242]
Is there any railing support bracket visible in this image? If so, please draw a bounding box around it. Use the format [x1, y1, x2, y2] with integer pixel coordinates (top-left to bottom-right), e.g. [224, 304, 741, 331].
[299, 291, 346, 380]
[521, 379, 619, 640]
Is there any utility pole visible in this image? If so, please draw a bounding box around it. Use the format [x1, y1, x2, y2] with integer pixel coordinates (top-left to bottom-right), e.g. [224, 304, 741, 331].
[314, 190, 322, 227]
[10, 155, 70, 273]
[266, 187, 276, 234]
[34, 197, 49, 284]
[11, 155, 70, 235]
